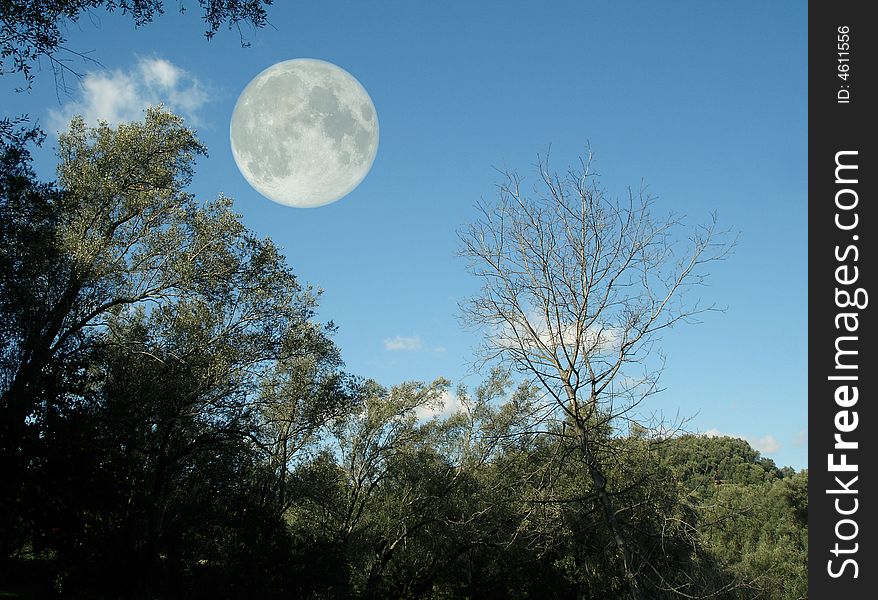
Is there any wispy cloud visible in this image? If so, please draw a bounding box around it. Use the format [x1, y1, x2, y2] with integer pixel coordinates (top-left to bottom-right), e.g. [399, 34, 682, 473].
[749, 435, 781, 454]
[703, 428, 782, 455]
[491, 309, 621, 355]
[48, 56, 209, 132]
[793, 429, 807, 447]
[383, 335, 423, 352]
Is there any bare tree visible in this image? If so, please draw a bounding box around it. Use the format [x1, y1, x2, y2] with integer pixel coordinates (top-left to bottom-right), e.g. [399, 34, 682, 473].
[458, 150, 734, 600]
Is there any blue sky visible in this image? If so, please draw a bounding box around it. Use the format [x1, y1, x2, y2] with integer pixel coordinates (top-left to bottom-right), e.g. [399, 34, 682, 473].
[2, 1, 807, 468]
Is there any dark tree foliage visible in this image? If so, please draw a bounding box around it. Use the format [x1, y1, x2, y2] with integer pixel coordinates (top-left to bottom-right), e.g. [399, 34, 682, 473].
[0, 119, 71, 560]
[1, 0, 273, 87]
[0, 109, 346, 597]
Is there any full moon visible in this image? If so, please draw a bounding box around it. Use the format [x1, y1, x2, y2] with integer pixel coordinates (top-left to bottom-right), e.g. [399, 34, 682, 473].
[230, 59, 379, 208]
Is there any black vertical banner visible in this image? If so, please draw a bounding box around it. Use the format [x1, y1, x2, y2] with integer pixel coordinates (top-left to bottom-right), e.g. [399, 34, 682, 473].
[809, 2, 876, 598]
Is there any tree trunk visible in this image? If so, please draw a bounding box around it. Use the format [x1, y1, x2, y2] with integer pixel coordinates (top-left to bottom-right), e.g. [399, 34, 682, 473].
[1, 276, 82, 438]
[577, 429, 647, 600]
[566, 384, 648, 600]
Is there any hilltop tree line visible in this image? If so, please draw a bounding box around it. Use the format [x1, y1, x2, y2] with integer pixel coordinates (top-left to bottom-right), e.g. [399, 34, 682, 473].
[0, 110, 807, 599]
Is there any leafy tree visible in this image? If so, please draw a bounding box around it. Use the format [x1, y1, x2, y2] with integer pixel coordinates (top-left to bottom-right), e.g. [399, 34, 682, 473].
[284, 375, 541, 599]
[259, 348, 361, 519]
[0, 108, 346, 598]
[2, 107, 305, 459]
[310, 379, 469, 598]
[63, 305, 326, 597]
[3, 108, 199, 434]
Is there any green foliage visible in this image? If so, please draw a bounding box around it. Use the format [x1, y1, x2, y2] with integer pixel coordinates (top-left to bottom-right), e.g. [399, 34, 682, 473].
[0, 109, 342, 596]
[661, 434, 782, 492]
[661, 435, 808, 600]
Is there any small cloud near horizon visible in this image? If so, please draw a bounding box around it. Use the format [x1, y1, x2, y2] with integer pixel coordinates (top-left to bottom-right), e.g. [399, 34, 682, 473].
[383, 335, 423, 352]
[793, 429, 807, 447]
[703, 428, 782, 455]
[48, 56, 209, 132]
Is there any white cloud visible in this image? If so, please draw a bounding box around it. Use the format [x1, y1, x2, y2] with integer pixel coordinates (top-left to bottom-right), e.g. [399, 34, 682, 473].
[141, 57, 180, 89]
[383, 335, 423, 352]
[415, 389, 464, 421]
[492, 310, 620, 355]
[792, 429, 807, 447]
[702, 428, 782, 455]
[749, 435, 781, 454]
[48, 56, 209, 132]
